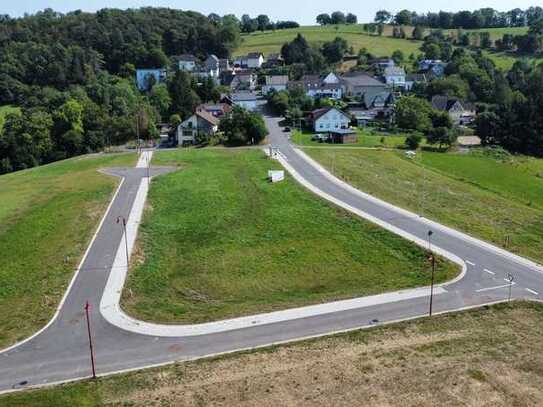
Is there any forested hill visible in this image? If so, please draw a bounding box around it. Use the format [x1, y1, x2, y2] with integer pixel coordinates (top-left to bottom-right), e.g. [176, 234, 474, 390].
[0, 8, 240, 92]
[0, 8, 241, 174]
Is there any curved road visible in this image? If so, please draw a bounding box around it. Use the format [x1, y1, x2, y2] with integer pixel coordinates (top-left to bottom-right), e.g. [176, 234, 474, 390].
[0, 115, 542, 394]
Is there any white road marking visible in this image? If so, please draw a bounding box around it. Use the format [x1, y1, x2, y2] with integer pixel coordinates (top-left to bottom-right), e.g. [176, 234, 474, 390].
[476, 282, 516, 293]
[484, 269, 495, 275]
[466, 260, 476, 266]
[526, 288, 539, 296]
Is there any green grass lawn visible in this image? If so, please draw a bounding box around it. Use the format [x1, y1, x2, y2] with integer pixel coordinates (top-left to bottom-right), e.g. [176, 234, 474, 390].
[4, 302, 543, 406]
[120, 149, 457, 324]
[305, 148, 543, 263]
[0, 105, 21, 133]
[236, 25, 422, 57]
[0, 153, 136, 349]
[292, 128, 424, 149]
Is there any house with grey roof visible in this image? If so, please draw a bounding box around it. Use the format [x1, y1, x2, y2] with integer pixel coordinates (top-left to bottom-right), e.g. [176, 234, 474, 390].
[177, 109, 220, 146]
[176, 54, 198, 71]
[431, 95, 476, 125]
[383, 66, 406, 88]
[405, 73, 428, 91]
[288, 73, 343, 100]
[231, 91, 259, 111]
[340, 72, 388, 101]
[262, 75, 289, 95]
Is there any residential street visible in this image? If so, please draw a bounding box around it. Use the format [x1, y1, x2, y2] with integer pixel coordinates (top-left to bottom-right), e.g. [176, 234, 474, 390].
[1, 116, 542, 395]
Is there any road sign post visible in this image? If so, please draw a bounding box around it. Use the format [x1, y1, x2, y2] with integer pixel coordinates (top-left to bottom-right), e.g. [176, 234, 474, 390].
[427, 230, 435, 316]
[116, 216, 129, 270]
[84, 301, 97, 379]
[507, 273, 514, 302]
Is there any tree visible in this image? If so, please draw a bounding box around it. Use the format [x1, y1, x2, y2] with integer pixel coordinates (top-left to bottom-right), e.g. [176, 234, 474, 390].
[377, 24, 385, 36]
[346, 13, 358, 24]
[331, 11, 346, 25]
[479, 32, 492, 49]
[256, 15, 271, 31]
[405, 132, 422, 149]
[316, 13, 332, 25]
[168, 70, 201, 119]
[220, 107, 268, 145]
[412, 26, 425, 41]
[321, 37, 348, 63]
[426, 127, 456, 149]
[395, 10, 412, 26]
[395, 96, 433, 132]
[475, 111, 500, 145]
[374, 10, 392, 24]
[391, 50, 405, 65]
[149, 83, 172, 119]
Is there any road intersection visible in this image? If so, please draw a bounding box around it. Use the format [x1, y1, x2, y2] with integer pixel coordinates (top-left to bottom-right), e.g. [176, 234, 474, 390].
[0, 116, 542, 394]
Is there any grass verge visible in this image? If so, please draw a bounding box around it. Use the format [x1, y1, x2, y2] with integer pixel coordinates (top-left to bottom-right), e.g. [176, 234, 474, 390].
[304, 148, 543, 264]
[121, 149, 457, 323]
[0, 153, 136, 349]
[4, 302, 543, 406]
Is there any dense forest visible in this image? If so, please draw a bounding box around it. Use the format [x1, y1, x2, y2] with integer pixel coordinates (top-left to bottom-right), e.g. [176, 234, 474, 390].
[0, 8, 241, 173]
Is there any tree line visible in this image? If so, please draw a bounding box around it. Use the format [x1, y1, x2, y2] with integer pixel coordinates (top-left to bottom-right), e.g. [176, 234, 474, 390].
[373, 7, 543, 29]
[239, 14, 299, 33]
[316, 12, 358, 26]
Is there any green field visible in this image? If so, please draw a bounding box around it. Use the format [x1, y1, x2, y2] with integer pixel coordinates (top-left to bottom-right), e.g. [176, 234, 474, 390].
[4, 302, 543, 406]
[0, 153, 136, 349]
[293, 128, 414, 149]
[120, 149, 457, 323]
[0, 105, 21, 133]
[236, 24, 422, 57]
[305, 148, 543, 263]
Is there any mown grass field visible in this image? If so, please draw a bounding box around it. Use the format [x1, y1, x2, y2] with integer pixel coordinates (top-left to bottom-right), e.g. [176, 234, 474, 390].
[305, 148, 543, 264]
[236, 24, 422, 57]
[0, 153, 136, 349]
[4, 302, 543, 406]
[121, 149, 457, 324]
[292, 128, 414, 149]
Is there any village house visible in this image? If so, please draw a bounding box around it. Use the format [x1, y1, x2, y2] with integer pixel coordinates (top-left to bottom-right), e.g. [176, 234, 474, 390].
[383, 66, 406, 89]
[264, 53, 284, 67]
[431, 95, 476, 126]
[289, 73, 343, 100]
[205, 55, 220, 78]
[176, 54, 198, 71]
[340, 72, 388, 100]
[419, 60, 447, 78]
[234, 52, 265, 69]
[310, 107, 356, 144]
[231, 91, 259, 111]
[177, 110, 220, 146]
[405, 73, 428, 91]
[229, 71, 257, 91]
[136, 68, 167, 91]
[196, 103, 232, 118]
[262, 75, 289, 95]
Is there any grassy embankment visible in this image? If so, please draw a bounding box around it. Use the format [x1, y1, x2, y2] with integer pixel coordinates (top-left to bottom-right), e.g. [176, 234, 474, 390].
[4, 302, 543, 406]
[305, 148, 543, 264]
[0, 153, 136, 349]
[121, 149, 457, 324]
[236, 24, 422, 57]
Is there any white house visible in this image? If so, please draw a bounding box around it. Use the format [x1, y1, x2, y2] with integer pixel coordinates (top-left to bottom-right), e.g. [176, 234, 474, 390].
[323, 72, 341, 85]
[288, 74, 342, 100]
[262, 75, 289, 95]
[231, 91, 259, 111]
[383, 66, 406, 88]
[177, 110, 220, 146]
[177, 54, 198, 71]
[311, 107, 351, 133]
[205, 55, 220, 78]
[247, 52, 265, 69]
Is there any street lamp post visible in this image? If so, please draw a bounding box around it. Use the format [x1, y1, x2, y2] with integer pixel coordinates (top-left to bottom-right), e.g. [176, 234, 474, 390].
[116, 216, 129, 270]
[84, 301, 97, 379]
[427, 230, 435, 317]
[507, 273, 514, 302]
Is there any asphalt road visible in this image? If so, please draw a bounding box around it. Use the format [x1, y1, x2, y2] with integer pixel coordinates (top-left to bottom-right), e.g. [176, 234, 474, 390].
[1, 117, 542, 394]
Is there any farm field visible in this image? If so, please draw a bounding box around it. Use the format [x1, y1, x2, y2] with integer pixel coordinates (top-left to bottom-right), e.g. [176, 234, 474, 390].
[304, 148, 543, 264]
[0, 152, 137, 349]
[120, 149, 457, 324]
[236, 24, 422, 57]
[4, 302, 543, 406]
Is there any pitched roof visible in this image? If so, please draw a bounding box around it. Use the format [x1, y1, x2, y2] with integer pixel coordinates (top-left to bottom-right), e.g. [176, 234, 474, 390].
[176, 54, 198, 62]
[431, 95, 460, 111]
[247, 52, 264, 59]
[232, 91, 258, 102]
[384, 66, 406, 76]
[265, 75, 289, 86]
[311, 107, 351, 121]
[195, 110, 220, 126]
[406, 73, 427, 82]
[341, 72, 386, 87]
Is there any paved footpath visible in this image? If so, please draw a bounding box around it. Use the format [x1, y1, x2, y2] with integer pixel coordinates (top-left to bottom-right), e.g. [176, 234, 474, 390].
[1, 116, 542, 393]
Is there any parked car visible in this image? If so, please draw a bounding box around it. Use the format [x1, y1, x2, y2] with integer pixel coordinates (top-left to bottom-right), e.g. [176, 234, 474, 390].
[284, 127, 291, 132]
